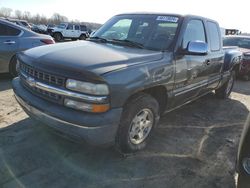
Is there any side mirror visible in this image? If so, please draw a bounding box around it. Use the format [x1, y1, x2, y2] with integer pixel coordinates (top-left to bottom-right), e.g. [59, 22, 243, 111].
[187, 41, 208, 55]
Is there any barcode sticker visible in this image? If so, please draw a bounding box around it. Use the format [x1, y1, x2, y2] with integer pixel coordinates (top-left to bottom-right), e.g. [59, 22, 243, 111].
[156, 16, 179, 22]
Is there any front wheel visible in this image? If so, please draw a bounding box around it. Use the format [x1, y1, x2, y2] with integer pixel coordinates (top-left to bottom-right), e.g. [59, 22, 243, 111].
[9, 55, 19, 77]
[215, 70, 235, 98]
[53, 33, 63, 42]
[115, 93, 159, 154]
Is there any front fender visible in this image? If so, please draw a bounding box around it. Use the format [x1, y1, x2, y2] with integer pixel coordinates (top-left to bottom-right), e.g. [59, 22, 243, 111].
[103, 53, 174, 108]
[224, 49, 242, 71]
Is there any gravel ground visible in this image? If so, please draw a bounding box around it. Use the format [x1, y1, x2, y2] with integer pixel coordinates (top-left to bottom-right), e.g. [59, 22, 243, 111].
[0, 74, 249, 188]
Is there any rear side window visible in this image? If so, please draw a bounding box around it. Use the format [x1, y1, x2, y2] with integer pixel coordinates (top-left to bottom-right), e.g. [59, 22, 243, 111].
[183, 19, 206, 49]
[207, 21, 220, 51]
[74, 25, 80, 30]
[80, 25, 87, 31]
[0, 23, 21, 36]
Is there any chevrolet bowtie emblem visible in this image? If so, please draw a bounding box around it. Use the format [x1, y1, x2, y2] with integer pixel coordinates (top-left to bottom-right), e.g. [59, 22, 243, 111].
[26, 77, 36, 87]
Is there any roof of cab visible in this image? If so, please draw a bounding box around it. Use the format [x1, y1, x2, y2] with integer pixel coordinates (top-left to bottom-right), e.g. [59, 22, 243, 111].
[115, 12, 218, 23]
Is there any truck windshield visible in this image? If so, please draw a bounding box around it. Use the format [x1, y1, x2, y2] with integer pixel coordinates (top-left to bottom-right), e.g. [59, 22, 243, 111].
[223, 37, 250, 49]
[92, 14, 180, 51]
[57, 23, 66, 29]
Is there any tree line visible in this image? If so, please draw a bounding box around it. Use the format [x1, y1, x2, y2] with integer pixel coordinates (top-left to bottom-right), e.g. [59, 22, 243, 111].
[0, 7, 101, 29]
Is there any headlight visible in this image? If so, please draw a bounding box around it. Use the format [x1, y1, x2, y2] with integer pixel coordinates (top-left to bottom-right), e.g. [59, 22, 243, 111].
[66, 79, 109, 95]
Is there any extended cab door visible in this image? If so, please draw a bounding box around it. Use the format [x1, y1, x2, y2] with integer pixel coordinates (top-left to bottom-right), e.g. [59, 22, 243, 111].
[171, 19, 210, 107]
[205, 21, 224, 89]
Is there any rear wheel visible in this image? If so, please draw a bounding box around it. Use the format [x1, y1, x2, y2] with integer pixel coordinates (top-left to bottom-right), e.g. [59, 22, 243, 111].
[9, 55, 19, 77]
[215, 70, 235, 98]
[116, 93, 159, 153]
[79, 34, 86, 40]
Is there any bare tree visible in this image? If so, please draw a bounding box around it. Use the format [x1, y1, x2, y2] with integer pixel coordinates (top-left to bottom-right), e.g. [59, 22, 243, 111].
[0, 7, 102, 30]
[51, 13, 68, 24]
[23, 11, 31, 20]
[15, 10, 22, 19]
[0, 7, 12, 17]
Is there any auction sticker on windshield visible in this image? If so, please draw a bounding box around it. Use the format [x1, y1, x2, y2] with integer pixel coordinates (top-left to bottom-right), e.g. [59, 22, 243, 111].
[156, 16, 179, 22]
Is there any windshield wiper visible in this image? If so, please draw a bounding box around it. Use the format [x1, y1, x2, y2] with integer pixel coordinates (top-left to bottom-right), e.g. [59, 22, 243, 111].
[88, 36, 108, 43]
[111, 39, 145, 49]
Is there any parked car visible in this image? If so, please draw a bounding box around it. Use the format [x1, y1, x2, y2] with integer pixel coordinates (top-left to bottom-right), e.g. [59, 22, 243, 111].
[223, 36, 250, 80]
[12, 13, 241, 153]
[6, 18, 32, 30]
[46, 24, 56, 35]
[236, 114, 250, 188]
[51, 23, 89, 41]
[31, 24, 48, 34]
[0, 19, 55, 76]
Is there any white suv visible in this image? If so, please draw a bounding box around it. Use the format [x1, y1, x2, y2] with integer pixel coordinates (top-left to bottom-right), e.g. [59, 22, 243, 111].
[52, 23, 89, 41]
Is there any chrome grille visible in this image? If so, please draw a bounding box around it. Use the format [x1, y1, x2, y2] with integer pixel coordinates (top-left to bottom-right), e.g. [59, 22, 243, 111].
[20, 62, 65, 104]
[20, 62, 65, 87]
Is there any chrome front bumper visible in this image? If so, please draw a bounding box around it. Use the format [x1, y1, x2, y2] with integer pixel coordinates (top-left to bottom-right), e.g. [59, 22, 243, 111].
[12, 77, 122, 145]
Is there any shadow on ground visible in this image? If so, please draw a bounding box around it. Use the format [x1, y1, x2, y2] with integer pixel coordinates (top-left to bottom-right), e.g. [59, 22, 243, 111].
[0, 93, 248, 188]
[233, 80, 250, 95]
[0, 74, 12, 92]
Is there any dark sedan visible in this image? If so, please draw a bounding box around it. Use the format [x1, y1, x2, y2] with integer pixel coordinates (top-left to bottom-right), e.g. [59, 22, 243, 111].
[0, 19, 55, 76]
[236, 114, 250, 187]
[223, 36, 250, 80]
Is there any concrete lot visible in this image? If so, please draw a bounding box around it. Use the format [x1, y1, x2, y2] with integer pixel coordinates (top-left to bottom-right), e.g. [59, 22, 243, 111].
[0, 74, 250, 188]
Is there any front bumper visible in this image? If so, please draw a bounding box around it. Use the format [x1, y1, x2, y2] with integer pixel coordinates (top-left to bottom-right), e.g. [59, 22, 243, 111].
[12, 77, 123, 146]
[239, 60, 250, 75]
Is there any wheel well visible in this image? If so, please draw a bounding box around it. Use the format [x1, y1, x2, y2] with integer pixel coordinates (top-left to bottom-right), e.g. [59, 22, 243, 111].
[53, 32, 62, 36]
[9, 55, 16, 70]
[125, 86, 167, 114]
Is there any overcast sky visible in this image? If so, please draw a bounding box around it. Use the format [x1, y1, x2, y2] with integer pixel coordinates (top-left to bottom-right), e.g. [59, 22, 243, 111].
[0, 0, 248, 32]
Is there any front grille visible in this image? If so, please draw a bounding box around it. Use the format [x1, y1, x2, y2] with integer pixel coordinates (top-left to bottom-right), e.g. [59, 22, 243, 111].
[22, 80, 63, 104]
[20, 62, 65, 87]
[20, 62, 65, 104]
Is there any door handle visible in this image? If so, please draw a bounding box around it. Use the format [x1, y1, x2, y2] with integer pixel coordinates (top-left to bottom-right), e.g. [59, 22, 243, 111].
[3, 41, 16, 44]
[205, 60, 211, 65]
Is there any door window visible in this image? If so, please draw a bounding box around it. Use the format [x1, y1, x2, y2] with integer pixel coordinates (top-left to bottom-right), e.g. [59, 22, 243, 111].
[183, 20, 206, 49]
[0, 23, 21, 36]
[74, 25, 80, 30]
[207, 21, 220, 51]
[66, 24, 73, 30]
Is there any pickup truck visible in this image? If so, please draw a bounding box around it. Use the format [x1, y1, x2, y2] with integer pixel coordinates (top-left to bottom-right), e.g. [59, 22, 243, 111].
[12, 13, 241, 153]
[51, 23, 88, 41]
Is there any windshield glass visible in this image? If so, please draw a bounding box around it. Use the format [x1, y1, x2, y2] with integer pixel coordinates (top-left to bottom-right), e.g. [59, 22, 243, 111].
[57, 23, 66, 29]
[92, 14, 180, 51]
[223, 37, 250, 49]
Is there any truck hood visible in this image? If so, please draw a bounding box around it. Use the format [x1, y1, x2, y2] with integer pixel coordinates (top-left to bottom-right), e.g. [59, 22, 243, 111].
[21, 41, 163, 76]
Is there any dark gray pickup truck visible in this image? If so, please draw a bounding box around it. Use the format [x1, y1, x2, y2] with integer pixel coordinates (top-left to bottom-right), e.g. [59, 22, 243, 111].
[12, 13, 241, 153]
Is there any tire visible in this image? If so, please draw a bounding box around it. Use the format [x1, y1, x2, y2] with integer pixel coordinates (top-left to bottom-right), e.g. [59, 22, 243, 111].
[79, 34, 86, 40]
[243, 74, 250, 81]
[53, 32, 63, 42]
[115, 93, 160, 153]
[9, 55, 19, 77]
[215, 70, 235, 99]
